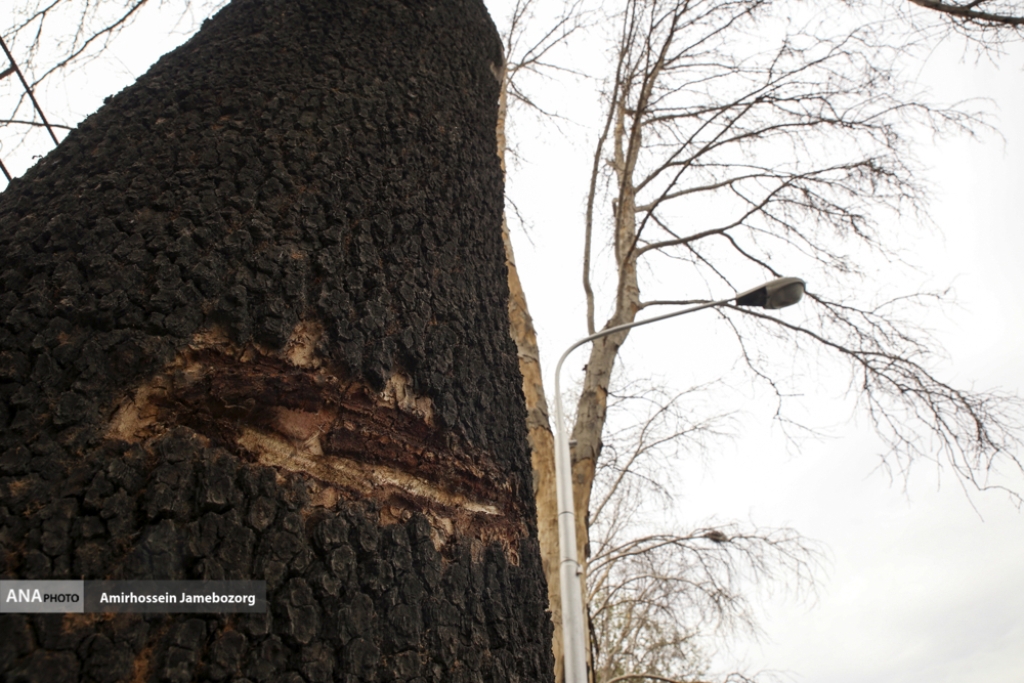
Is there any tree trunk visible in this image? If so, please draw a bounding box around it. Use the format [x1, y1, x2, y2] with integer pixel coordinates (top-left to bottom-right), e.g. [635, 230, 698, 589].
[495, 64, 563, 683]
[0, 1, 554, 682]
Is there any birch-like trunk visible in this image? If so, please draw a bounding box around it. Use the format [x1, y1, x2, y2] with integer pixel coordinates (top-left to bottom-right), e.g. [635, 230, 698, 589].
[573, 87, 644, 683]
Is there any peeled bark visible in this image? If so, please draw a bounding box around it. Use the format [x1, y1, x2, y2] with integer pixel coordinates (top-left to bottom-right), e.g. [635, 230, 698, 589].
[496, 64, 563, 683]
[501, 222, 562, 683]
[0, 1, 554, 681]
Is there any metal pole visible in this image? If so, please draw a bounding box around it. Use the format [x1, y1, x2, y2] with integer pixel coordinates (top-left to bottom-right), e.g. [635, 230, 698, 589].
[552, 296, 736, 683]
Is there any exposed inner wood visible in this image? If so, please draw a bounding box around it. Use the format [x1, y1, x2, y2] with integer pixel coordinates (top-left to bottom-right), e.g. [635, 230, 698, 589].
[107, 324, 527, 557]
[497, 59, 563, 680]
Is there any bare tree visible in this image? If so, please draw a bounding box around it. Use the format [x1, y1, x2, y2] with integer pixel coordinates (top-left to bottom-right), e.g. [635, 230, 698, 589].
[585, 379, 821, 683]
[496, 0, 1023, 680]
[567, 0, 1020, 584]
[498, 6, 800, 681]
[508, 0, 1024, 678]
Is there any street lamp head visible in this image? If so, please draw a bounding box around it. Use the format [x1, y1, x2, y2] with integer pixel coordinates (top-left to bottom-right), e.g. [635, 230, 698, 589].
[552, 274, 804, 683]
[734, 276, 806, 309]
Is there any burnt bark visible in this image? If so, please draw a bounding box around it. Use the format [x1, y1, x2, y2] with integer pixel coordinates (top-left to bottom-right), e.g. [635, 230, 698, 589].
[0, 0, 554, 681]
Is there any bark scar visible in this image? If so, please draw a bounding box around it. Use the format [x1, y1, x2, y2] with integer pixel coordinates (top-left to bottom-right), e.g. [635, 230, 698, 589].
[106, 323, 527, 558]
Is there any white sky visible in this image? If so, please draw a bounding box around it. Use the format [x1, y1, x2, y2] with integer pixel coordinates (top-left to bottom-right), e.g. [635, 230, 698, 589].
[493, 4, 1024, 682]
[2, 2, 1023, 682]
[731, 45, 1024, 683]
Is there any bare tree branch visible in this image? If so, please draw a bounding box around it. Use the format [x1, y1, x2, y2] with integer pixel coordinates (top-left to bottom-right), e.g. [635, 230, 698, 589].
[584, 373, 822, 682]
[908, 0, 1024, 27]
[556, 1, 1020, 679]
[719, 298, 1024, 502]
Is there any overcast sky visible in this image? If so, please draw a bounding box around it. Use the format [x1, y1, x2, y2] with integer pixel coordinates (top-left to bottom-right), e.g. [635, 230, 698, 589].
[2, 2, 1023, 682]
[489, 3, 1024, 682]
[746, 45, 1024, 681]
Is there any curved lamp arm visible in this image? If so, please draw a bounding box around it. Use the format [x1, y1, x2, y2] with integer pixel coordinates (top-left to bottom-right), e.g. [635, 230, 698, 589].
[552, 277, 804, 683]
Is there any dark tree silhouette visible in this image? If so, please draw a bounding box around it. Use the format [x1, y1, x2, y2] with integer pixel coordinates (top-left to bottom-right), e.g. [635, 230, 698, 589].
[0, 1, 554, 682]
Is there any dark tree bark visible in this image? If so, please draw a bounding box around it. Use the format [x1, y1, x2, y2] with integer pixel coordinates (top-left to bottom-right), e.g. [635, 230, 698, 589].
[0, 0, 554, 681]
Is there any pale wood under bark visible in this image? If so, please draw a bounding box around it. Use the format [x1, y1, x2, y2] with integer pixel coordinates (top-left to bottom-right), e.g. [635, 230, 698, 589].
[496, 61, 565, 683]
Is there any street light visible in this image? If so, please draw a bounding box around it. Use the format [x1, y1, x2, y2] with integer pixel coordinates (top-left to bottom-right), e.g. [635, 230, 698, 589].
[552, 276, 806, 683]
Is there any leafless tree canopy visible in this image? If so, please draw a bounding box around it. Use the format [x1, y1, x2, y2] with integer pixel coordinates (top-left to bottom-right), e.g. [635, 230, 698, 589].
[573, 0, 1022, 524]
[500, 0, 1023, 679]
[3, 0, 227, 84]
[587, 380, 821, 682]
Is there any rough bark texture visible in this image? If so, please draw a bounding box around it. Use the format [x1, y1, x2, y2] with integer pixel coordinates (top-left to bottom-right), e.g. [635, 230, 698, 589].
[0, 1, 554, 682]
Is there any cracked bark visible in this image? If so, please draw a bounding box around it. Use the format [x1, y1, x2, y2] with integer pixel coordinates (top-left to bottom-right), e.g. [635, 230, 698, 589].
[0, 1, 554, 681]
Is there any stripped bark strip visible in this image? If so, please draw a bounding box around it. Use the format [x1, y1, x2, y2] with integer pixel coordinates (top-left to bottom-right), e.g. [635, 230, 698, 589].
[496, 53, 565, 683]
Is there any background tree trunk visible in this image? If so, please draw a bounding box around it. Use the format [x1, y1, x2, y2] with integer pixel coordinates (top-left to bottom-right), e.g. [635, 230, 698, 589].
[0, 1, 554, 681]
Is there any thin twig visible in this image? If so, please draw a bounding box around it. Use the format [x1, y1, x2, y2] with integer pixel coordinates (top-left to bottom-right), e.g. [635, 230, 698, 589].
[0, 35, 60, 146]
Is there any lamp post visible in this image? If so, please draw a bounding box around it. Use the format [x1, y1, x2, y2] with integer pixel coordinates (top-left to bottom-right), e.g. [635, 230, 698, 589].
[552, 277, 806, 683]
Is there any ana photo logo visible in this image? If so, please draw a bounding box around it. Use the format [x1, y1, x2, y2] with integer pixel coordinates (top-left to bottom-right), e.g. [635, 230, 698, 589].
[7, 587, 80, 603]
[0, 581, 85, 613]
